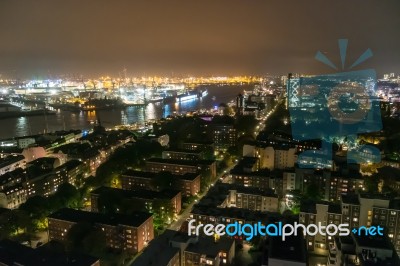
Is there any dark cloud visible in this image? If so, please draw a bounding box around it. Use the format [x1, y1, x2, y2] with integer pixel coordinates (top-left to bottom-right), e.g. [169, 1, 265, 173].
[0, 0, 399, 77]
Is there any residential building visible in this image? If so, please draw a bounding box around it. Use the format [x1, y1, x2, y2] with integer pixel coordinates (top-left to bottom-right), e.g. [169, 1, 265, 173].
[212, 124, 237, 150]
[181, 141, 215, 153]
[372, 199, 400, 255]
[90, 186, 182, 214]
[0, 239, 100, 266]
[132, 229, 235, 266]
[0, 184, 27, 209]
[328, 234, 400, 266]
[0, 155, 26, 176]
[299, 201, 342, 254]
[162, 148, 204, 161]
[120, 170, 201, 197]
[227, 186, 278, 212]
[48, 208, 154, 255]
[267, 235, 307, 266]
[146, 158, 216, 179]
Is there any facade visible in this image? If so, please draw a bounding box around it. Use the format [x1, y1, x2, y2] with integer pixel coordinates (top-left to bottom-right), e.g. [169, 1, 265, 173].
[181, 141, 215, 152]
[227, 186, 278, 212]
[53, 159, 84, 186]
[146, 158, 216, 179]
[327, 172, 365, 202]
[328, 234, 400, 266]
[372, 199, 400, 255]
[231, 170, 272, 192]
[132, 229, 235, 266]
[120, 170, 201, 197]
[243, 143, 296, 170]
[0, 155, 26, 176]
[282, 171, 297, 195]
[24, 172, 65, 197]
[212, 124, 237, 150]
[0, 184, 27, 209]
[162, 148, 204, 161]
[48, 208, 154, 255]
[299, 201, 342, 254]
[341, 194, 361, 230]
[90, 186, 182, 214]
[0, 167, 25, 191]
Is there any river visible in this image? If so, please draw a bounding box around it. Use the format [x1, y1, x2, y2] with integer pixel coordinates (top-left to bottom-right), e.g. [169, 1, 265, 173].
[0, 84, 252, 139]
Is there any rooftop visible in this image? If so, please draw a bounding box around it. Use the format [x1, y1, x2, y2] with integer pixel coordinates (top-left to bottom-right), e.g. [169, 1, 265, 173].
[353, 234, 393, 250]
[341, 194, 360, 205]
[146, 157, 215, 166]
[0, 239, 99, 266]
[91, 186, 181, 200]
[0, 155, 25, 169]
[121, 170, 200, 181]
[185, 234, 234, 258]
[269, 235, 307, 263]
[131, 230, 180, 266]
[48, 208, 152, 228]
[164, 148, 203, 154]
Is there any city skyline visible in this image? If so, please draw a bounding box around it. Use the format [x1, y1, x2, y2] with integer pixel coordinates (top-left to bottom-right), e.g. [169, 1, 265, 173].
[1, 0, 400, 77]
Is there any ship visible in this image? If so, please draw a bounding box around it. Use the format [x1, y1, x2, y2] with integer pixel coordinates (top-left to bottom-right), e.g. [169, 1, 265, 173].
[176, 92, 198, 102]
[0, 101, 56, 119]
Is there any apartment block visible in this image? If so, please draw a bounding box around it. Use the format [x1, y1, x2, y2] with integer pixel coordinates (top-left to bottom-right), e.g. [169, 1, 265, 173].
[90, 186, 182, 214]
[48, 208, 154, 255]
[162, 148, 204, 161]
[120, 170, 201, 197]
[146, 158, 216, 179]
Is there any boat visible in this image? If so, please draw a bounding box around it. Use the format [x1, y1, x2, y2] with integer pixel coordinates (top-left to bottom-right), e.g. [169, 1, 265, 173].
[177, 93, 198, 102]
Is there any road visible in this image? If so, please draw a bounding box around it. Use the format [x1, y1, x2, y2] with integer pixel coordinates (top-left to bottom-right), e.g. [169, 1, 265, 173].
[167, 164, 236, 231]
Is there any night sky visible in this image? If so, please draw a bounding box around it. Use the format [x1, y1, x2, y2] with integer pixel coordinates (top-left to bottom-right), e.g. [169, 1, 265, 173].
[0, 0, 399, 77]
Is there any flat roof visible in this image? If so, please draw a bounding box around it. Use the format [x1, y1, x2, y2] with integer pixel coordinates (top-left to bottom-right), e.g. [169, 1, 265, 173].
[269, 235, 307, 263]
[48, 208, 152, 228]
[0, 155, 25, 168]
[131, 230, 185, 266]
[185, 234, 234, 258]
[91, 186, 181, 200]
[121, 170, 200, 181]
[341, 194, 360, 205]
[164, 148, 203, 154]
[0, 239, 99, 266]
[353, 234, 393, 250]
[146, 157, 215, 166]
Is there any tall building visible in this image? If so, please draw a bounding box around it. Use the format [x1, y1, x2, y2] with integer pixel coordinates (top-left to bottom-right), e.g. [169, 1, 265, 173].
[299, 201, 342, 254]
[372, 199, 400, 255]
[212, 124, 237, 150]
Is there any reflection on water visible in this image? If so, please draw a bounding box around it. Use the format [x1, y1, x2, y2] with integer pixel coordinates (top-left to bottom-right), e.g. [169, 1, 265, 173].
[0, 85, 249, 139]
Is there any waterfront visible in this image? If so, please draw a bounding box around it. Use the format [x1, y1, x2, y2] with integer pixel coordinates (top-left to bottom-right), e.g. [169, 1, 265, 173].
[0, 84, 249, 139]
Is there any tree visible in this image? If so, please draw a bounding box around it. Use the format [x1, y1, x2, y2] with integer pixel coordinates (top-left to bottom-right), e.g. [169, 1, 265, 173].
[304, 182, 322, 201]
[19, 196, 50, 220]
[52, 183, 82, 209]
